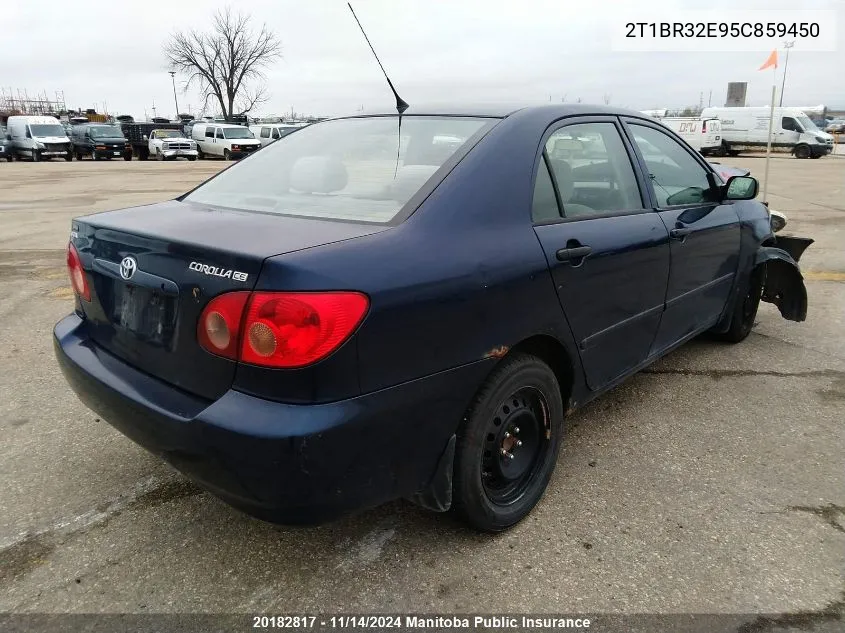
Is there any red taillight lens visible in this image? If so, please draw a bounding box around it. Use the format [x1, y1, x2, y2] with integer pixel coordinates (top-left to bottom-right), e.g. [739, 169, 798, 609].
[241, 292, 369, 368]
[197, 291, 251, 360]
[197, 291, 369, 368]
[702, 121, 707, 133]
[66, 243, 91, 301]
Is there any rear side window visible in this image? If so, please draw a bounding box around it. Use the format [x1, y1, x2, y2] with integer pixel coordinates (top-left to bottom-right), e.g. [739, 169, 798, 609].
[628, 124, 714, 207]
[185, 116, 495, 224]
[532, 159, 561, 222]
[260, 127, 270, 138]
[544, 122, 643, 217]
[204, 127, 214, 138]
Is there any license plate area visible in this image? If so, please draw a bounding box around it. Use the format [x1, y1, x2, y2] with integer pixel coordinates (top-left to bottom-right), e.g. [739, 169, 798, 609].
[113, 282, 177, 347]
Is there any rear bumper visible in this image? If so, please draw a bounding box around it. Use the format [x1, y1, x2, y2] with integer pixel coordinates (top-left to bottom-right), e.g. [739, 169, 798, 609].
[54, 314, 490, 523]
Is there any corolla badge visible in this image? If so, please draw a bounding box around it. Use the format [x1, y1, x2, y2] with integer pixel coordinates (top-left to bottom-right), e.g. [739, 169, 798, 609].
[120, 256, 138, 280]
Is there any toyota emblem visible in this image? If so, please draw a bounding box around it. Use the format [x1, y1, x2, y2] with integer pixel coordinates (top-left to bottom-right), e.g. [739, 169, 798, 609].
[120, 256, 137, 280]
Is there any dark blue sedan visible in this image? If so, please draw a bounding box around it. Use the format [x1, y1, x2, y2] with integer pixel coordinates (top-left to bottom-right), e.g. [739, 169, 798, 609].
[54, 105, 812, 531]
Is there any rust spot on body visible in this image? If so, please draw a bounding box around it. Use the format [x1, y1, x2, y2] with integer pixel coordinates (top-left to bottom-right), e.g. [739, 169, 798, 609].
[484, 345, 509, 359]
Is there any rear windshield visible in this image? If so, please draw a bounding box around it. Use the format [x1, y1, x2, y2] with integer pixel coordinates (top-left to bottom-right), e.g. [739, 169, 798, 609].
[184, 116, 494, 223]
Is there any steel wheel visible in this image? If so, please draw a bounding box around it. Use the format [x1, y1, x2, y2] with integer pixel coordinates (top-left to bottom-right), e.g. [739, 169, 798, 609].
[481, 388, 550, 505]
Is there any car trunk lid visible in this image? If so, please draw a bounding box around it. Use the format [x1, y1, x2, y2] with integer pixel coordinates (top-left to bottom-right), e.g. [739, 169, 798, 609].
[72, 199, 388, 400]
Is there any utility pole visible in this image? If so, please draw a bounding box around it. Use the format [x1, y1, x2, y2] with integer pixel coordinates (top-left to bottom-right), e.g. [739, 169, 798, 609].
[708, 89, 712, 107]
[779, 41, 795, 107]
[169, 71, 180, 119]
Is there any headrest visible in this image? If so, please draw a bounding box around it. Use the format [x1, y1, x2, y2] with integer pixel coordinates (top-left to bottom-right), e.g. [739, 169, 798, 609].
[289, 156, 348, 194]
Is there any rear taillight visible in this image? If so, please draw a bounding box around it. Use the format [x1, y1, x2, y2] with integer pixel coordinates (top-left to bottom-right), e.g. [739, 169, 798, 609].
[197, 291, 369, 368]
[66, 243, 90, 301]
[196, 291, 251, 360]
[702, 120, 707, 133]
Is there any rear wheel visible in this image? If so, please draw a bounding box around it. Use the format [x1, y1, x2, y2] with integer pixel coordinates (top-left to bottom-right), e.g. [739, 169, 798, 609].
[65, 151, 73, 162]
[714, 265, 765, 343]
[452, 354, 564, 532]
[197, 147, 205, 160]
[794, 144, 811, 159]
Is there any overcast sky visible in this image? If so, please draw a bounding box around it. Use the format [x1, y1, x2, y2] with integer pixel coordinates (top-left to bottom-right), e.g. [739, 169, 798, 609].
[3, 0, 843, 120]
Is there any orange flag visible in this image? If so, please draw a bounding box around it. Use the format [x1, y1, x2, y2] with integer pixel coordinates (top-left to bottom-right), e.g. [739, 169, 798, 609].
[758, 49, 778, 70]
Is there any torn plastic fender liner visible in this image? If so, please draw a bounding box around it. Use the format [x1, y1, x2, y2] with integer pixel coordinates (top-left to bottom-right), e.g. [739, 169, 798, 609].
[774, 235, 814, 263]
[755, 245, 810, 322]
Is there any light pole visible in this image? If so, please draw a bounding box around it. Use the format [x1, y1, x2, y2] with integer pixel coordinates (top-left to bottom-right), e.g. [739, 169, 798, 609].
[169, 71, 180, 120]
[779, 41, 795, 107]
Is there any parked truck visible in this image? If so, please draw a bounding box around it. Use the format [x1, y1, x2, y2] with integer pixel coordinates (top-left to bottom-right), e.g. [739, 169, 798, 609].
[120, 121, 184, 160]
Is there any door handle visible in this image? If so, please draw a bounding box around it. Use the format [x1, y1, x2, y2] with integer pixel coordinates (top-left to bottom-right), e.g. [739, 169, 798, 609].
[556, 245, 592, 262]
[669, 227, 692, 240]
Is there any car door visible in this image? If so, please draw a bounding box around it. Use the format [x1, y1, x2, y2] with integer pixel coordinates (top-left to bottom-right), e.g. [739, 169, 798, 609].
[532, 117, 671, 390]
[778, 116, 802, 147]
[622, 118, 740, 354]
[214, 127, 225, 155]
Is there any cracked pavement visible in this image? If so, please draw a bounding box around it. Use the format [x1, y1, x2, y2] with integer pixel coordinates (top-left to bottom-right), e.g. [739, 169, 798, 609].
[0, 157, 843, 626]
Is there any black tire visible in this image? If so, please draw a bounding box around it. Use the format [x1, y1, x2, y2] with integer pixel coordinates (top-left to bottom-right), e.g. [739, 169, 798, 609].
[714, 265, 765, 343]
[187, 155, 197, 161]
[452, 353, 564, 532]
[727, 150, 740, 156]
[197, 147, 205, 160]
[715, 142, 729, 157]
[75, 150, 83, 160]
[93, 153, 101, 161]
[810, 153, 822, 159]
[156, 149, 164, 161]
[794, 144, 811, 159]
[224, 148, 232, 160]
[32, 149, 41, 162]
[123, 153, 132, 161]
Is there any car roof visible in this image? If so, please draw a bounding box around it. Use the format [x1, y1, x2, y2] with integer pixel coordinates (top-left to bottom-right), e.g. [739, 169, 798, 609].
[338, 103, 651, 120]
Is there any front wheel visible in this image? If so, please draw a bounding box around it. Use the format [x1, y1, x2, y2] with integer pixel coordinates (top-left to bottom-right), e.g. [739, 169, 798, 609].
[714, 266, 764, 343]
[32, 149, 41, 162]
[452, 353, 564, 532]
[794, 144, 811, 159]
[224, 148, 232, 160]
[187, 156, 197, 161]
[65, 151, 73, 162]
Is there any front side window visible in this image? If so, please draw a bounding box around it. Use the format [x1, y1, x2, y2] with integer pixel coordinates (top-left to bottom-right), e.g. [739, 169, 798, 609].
[629, 124, 714, 207]
[271, 128, 281, 139]
[215, 128, 224, 139]
[544, 122, 643, 217]
[782, 117, 801, 132]
[184, 116, 494, 224]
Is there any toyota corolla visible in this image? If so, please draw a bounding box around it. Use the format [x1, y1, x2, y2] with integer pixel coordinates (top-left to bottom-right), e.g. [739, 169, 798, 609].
[54, 105, 812, 532]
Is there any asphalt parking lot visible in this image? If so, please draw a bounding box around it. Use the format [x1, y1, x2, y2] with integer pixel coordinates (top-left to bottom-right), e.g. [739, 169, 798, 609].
[1, 156, 843, 623]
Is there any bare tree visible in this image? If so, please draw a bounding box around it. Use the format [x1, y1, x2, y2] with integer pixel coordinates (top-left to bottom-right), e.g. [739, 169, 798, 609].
[165, 8, 281, 120]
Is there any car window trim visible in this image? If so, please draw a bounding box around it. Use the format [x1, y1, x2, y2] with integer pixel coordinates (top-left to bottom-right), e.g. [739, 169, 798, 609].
[620, 116, 721, 211]
[530, 115, 651, 226]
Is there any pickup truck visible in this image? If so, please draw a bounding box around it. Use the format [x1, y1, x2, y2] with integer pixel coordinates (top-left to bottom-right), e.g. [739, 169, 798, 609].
[148, 129, 198, 161]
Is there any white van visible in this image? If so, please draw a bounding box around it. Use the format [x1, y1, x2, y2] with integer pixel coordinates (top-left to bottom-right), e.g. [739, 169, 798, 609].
[658, 117, 722, 155]
[191, 123, 261, 160]
[700, 106, 834, 159]
[6, 115, 73, 161]
[249, 124, 303, 147]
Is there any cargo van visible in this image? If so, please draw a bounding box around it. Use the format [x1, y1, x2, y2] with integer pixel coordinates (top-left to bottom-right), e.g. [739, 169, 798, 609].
[657, 117, 722, 155]
[6, 115, 73, 161]
[700, 107, 834, 159]
[249, 124, 302, 147]
[191, 123, 261, 160]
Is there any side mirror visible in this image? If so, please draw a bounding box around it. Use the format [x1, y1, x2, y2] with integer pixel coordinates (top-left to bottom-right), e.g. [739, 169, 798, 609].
[143, 135, 149, 141]
[724, 175, 758, 200]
